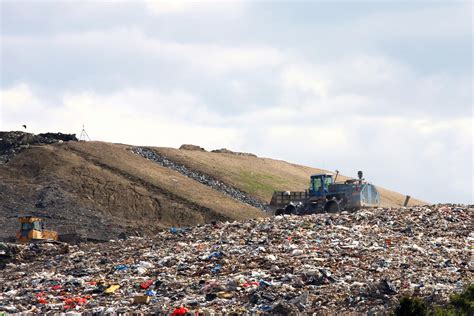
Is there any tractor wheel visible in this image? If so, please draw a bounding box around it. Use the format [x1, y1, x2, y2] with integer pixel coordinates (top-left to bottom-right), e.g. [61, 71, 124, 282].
[284, 204, 296, 215]
[324, 201, 340, 213]
[304, 203, 320, 214]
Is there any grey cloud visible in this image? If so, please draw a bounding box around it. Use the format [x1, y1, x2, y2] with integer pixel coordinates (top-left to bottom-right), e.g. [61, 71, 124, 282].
[1, 2, 144, 35]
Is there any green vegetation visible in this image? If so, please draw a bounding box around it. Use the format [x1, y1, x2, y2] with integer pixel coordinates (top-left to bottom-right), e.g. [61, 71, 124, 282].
[237, 171, 293, 198]
[394, 296, 429, 316]
[393, 285, 473, 316]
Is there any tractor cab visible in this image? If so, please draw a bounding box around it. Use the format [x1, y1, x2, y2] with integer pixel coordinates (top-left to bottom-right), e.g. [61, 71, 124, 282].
[309, 174, 334, 197]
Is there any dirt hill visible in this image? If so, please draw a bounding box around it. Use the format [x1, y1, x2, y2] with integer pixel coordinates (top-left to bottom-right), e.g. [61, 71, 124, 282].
[152, 146, 424, 207]
[0, 132, 425, 240]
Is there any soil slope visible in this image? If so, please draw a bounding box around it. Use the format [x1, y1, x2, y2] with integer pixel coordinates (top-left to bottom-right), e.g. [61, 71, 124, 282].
[0, 139, 425, 240]
[152, 147, 425, 207]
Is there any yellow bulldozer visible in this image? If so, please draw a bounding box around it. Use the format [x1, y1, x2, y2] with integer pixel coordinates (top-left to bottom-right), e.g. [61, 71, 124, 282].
[16, 216, 58, 243]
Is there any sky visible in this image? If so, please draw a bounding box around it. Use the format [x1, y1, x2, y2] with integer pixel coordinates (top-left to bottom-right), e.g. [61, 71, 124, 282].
[0, 1, 472, 204]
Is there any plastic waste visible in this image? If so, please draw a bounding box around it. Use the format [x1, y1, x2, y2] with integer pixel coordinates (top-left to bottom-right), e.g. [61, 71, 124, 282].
[170, 227, 179, 234]
[0, 204, 470, 314]
[115, 264, 129, 271]
[104, 284, 120, 294]
[133, 295, 151, 304]
[171, 306, 189, 316]
[292, 249, 303, 256]
[211, 264, 222, 273]
[140, 280, 154, 289]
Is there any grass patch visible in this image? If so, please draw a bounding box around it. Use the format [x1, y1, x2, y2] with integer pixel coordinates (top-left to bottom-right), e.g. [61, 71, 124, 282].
[237, 171, 294, 199]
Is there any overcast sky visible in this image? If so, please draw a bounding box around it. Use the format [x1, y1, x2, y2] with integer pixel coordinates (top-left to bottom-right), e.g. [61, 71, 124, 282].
[1, 1, 472, 204]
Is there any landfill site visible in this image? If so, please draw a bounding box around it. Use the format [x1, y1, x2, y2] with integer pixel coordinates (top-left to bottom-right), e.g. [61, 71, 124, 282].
[0, 131, 472, 314]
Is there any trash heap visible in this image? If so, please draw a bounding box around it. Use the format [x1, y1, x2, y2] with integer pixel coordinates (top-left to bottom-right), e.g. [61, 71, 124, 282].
[0, 131, 77, 163]
[0, 205, 472, 314]
[210, 148, 257, 157]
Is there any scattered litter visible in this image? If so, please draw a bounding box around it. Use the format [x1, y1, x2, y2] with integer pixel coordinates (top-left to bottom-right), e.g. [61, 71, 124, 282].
[133, 295, 150, 304]
[0, 205, 471, 313]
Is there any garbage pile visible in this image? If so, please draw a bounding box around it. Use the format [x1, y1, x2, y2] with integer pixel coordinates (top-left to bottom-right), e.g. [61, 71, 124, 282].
[211, 148, 257, 157]
[130, 147, 267, 211]
[0, 205, 472, 314]
[178, 144, 257, 157]
[179, 144, 207, 152]
[0, 131, 78, 163]
[0, 243, 19, 270]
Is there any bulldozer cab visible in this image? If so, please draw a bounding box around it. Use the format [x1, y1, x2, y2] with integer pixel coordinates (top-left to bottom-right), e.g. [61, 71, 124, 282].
[16, 216, 58, 243]
[309, 174, 333, 197]
[20, 219, 43, 231]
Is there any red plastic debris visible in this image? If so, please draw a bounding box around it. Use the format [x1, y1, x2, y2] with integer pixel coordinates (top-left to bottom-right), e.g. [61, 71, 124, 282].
[140, 280, 154, 289]
[74, 297, 88, 304]
[242, 281, 259, 287]
[171, 306, 189, 316]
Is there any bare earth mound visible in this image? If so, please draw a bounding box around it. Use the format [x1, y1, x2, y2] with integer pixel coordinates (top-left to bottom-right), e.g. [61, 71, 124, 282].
[152, 146, 425, 207]
[0, 132, 425, 240]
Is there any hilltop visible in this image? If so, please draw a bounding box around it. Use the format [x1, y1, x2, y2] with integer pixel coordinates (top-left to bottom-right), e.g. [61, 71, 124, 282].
[0, 132, 425, 240]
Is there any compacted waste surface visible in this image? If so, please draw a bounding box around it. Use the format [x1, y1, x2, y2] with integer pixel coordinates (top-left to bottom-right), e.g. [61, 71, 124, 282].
[0, 205, 472, 314]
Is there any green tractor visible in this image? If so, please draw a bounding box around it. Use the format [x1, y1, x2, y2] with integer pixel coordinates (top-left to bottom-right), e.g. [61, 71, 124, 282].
[270, 171, 380, 215]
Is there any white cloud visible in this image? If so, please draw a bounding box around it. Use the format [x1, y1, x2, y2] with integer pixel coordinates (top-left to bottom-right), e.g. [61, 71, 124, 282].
[281, 64, 332, 98]
[0, 83, 39, 109]
[144, 0, 196, 15]
[0, 84, 239, 148]
[2, 28, 285, 75]
[344, 3, 472, 41]
[144, 0, 245, 16]
[0, 84, 47, 129]
[161, 41, 284, 74]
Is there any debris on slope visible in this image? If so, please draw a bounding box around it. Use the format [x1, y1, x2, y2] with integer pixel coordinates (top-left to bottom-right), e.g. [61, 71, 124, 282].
[130, 147, 268, 211]
[0, 180, 138, 242]
[0, 205, 471, 314]
[0, 131, 77, 164]
[178, 144, 257, 157]
[179, 144, 207, 151]
[211, 148, 257, 157]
